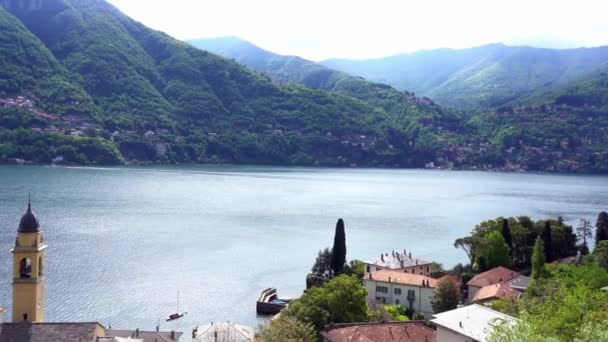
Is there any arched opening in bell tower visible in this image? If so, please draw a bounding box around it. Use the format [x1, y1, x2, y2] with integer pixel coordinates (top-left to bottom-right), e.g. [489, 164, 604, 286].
[19, 258, 32, 278]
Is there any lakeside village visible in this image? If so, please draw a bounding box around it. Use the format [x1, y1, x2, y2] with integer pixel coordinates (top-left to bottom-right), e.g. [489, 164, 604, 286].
[3, 95, 604, 172]
[1, 205, 608, 341]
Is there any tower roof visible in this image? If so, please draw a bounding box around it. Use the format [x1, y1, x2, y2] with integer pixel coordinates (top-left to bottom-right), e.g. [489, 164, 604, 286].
[18, 201, 40, 233]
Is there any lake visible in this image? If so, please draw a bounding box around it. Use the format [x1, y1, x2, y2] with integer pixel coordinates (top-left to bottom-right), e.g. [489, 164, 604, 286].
[0, 165, 606, 335]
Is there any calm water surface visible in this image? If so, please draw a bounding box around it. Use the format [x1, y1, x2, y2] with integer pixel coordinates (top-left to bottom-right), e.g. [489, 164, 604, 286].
[0, 165, 606, 335]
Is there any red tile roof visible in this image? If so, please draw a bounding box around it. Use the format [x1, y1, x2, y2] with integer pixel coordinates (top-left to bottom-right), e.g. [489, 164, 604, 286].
[323, 322, 436, 342]
[437, 274, 461, 286]
[471, 282, 520, 302]
[467, 267, 520, 288]
[368, 270, 439, 288]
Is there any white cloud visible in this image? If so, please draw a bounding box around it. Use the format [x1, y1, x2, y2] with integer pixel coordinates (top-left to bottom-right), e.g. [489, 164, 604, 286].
[107, 0, 608, 61]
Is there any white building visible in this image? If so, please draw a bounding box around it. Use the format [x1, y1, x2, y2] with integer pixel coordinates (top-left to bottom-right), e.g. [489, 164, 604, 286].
[192, 322, 255, 342]
[431, 304, 517, 342]
[364, 249, 438, 276]
[364, 270, 438, 317]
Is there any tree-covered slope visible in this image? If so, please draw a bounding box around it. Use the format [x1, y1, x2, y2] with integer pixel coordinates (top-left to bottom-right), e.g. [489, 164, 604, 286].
[321, 44, 608, 109]
[462, 69, 608, 173]
[0, 0, 458, 167]
[188, 36, 458, 129]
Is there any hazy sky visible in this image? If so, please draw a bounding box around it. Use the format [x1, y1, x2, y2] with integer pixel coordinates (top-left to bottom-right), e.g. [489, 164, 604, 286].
[107, 0, 608, 61]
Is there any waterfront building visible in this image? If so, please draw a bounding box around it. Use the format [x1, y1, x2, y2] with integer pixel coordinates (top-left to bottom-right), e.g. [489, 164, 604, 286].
[364, 270, 438, 317]
[364, 249, 439, 276]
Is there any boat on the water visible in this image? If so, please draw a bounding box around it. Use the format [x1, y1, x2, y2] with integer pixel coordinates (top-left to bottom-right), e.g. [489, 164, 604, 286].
[256, 288, 291, 315]
[166, 291, 186, 321]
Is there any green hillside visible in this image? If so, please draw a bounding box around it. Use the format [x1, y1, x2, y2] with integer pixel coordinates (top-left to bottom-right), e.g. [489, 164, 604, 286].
[321, 44, 608, 109]
[0, 0, 458, 167]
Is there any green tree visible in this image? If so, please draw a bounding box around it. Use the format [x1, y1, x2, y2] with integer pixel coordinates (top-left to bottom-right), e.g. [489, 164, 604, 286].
[478, 231, 512, 269]
[431, 279, 459, 313]
[593, 240, 608, 269]
[577, 219, 593, 255]
[454, 236, 484, 265]
[307, 248, 332, 288]
[531, 237, 546, 280]
[342, 260, 365, 280]
[383, 304, 410, 321]
[501, 218, 513, 255]
[542, 221, 554, 262]
[257, 315, 317, 342]
[285, 275, 368, 332]
[330, 218, 347, 275]
[595, 211, 608, 245]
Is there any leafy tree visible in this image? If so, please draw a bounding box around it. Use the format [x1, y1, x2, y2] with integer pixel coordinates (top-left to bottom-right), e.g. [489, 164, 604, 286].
[383, 304, 410, 322]
[257, 316, 317, 342]
[454, 236, 484, 265]
[330, 218, 346, 275]
[595, 211, 608, 245]
[577, 219, 593, 255]
[541, 221, 554, 262]
[431, 279, 459, 313]
[501, 218, 513, 255]
[477, 231, 512, 269]
[531, 237, 546, 280]
[592, 241, 608, 269]
[412, 312, 425, 320]
[342, 260, 365, 280]
[284, 275, 368, 332]
[307, 248, 332, 288]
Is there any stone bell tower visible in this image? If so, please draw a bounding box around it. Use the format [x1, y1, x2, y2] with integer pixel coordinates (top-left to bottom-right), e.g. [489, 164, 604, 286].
[11, 199, 46, 322]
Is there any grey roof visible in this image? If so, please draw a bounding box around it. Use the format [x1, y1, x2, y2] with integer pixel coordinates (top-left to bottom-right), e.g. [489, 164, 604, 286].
[18, 203, 40, 233]
[431, 304, 517, 342]
[104, 329, 182, 342]
[365, 250, 431, 269]
[0, 322, 103, 342]
[508, 275, 531, 291]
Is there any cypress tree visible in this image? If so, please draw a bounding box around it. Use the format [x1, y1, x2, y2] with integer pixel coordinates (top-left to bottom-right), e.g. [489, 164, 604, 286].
[541, 221, 554, 262]
[330, 219, 346, 275]
[501, 219, 513, 255]
[531, 236, 546, 280]
[595, 212, 608, 245]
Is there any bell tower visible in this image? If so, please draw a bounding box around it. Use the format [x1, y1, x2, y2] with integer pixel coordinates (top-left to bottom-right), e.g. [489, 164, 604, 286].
[11, 199, 46, 322]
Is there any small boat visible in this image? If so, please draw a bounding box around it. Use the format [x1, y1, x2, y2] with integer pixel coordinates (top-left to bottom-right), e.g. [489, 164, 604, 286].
[166, 290, 186, 322]
[256, 288, 291, 315]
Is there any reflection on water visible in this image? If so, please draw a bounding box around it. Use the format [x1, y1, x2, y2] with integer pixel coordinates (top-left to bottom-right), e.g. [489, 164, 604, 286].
[0, 165, 606, 333]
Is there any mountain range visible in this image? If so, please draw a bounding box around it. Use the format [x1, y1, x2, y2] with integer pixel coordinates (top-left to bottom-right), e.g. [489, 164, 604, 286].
[193, 37, 608, 110]
[0, 1, 607, 173]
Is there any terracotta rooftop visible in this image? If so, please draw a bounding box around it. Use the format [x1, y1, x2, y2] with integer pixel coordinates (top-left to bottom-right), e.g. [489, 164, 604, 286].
[367, 270, 439, 288]
[467, 267, 520, 288]
[471, 282, 521, 303]
[0, 322, 104, 342]
[437, 274, 461, 286]
[322, 321, 436, 342]
[366, 250, 432, 269]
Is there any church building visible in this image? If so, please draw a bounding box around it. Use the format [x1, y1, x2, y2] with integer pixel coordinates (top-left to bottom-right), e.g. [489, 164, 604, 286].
[0, 200, 182, 342]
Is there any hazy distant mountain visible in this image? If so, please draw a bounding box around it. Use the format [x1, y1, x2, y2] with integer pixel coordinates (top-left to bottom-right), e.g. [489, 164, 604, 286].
[321, 44, 608, 109]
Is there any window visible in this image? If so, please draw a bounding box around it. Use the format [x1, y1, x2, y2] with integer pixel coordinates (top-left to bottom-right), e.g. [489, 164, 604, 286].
[366, 265, 370, 273]
[396, 299, 400, 304]
[19, 258, 32, 278]
[426, 265, 429, 273]
[376, 286, 388, 294]
[407, 289, 416, 301]
[394, 288, 402, 295]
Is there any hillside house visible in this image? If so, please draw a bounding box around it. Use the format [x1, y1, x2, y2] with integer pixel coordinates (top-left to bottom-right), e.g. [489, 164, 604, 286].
[467, 267, 520, 303]
[322, 321, 436, 342]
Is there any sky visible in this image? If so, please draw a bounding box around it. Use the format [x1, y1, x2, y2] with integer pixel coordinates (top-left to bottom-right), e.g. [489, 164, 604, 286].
[107, 0, 608, 61]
